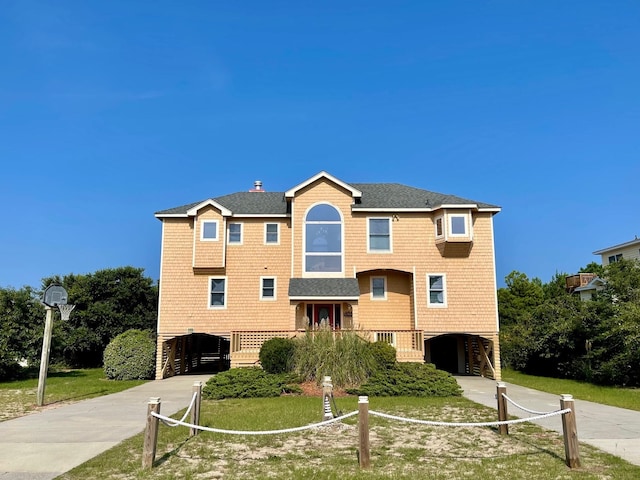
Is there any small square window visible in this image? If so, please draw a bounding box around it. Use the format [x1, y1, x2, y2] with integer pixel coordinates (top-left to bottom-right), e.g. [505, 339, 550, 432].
[228, 223, 242, 244]
[450, 216, 466, 235]
[265, 223, 279, 244]
[371, 277, 386, 300]
[428, 274, 446, 307]
[201, 221, 218, 241]
[261, 277, 276, 300]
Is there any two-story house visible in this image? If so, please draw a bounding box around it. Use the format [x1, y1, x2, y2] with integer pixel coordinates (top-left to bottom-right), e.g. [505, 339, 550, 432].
[593, 237, 640, 265]
[154, 172, 502, 380]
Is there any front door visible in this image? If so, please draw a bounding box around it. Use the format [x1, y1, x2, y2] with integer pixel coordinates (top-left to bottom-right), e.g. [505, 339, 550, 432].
[314, 304, 334, 328]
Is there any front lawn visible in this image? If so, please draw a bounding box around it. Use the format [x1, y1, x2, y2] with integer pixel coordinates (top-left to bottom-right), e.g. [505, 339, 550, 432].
[502, 368, 640, 412]
[0, 367, 148, 421]
[57, 395, 640, 479]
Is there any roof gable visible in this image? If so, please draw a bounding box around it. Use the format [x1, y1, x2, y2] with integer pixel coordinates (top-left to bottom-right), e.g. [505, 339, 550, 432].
[284, 171, 362, 199]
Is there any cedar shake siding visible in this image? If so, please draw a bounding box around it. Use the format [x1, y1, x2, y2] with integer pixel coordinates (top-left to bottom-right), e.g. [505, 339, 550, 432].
[155, 171, 501, 379]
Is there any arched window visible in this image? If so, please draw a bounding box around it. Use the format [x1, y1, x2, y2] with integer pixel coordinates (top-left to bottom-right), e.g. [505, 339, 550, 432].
[305, 204, 342, 273]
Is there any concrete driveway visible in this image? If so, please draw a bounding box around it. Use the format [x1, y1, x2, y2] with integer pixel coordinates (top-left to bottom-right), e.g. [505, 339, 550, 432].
[455, 375, 640, 466]
[0, 374, 213, 480]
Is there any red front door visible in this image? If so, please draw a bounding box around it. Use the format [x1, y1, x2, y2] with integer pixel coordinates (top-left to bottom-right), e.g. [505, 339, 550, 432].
[314, 304, 334, 328]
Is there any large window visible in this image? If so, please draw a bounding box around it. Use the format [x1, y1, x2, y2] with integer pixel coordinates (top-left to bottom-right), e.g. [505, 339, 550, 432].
[209, 277, 226, 308]
[608, 254, 623, 264]
[371, 276, 387, 300]
[201, 220, 218, 241]
[368, 218, 391, 252]
[305, 204, 342, 273]
[427, 274, 446, 307]
[228, 223, 242, 244]
[261, 277, 276, 300]
[265, 223, 279, 244]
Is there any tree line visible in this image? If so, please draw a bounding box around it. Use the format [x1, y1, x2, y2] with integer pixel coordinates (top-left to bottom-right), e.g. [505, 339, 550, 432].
[499, 259, 640, 386]
[0, 266, 157, 380]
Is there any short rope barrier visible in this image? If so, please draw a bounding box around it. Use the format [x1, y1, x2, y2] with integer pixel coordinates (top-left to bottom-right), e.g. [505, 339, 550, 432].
[368, 408, 572, 428]
[151, 409, 359, 435]
[158, 391, 199, 427]
[502, 393, 555, 416]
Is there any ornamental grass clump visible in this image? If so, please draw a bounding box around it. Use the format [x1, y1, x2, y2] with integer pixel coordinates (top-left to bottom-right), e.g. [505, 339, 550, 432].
[292, 329, 376, 387]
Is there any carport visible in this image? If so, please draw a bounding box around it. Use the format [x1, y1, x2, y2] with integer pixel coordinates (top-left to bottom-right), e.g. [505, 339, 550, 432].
[159, 333, 230, 378]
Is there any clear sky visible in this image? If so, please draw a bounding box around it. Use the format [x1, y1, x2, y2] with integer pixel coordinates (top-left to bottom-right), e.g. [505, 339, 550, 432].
[1, 1, 639, 290]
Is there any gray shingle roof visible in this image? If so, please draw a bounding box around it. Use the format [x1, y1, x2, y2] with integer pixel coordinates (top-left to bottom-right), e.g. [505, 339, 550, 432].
[155, 179, 499, 216]
[288, 278, 360, 298]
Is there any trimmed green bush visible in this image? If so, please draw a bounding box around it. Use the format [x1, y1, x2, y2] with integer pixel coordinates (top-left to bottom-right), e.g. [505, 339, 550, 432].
[367, 341, 397, 371]
[259, 337, 296, 374]
[103, 329, 155, 380]
[203, 367, 302, 399]
[346, 362, 462, 397]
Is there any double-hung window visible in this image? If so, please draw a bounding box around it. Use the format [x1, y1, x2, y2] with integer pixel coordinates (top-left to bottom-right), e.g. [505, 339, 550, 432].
[368, 218, 391, 252]
[209, 277, 226, 308]
[265, 223, 279, 244]
[261, 277, 276, 300]
[228, 223, 242, 244]
[427, 274, 446, 307]
[371, 276, 387, 300]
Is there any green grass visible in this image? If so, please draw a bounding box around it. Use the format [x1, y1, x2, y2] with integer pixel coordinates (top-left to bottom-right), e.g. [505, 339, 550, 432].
[502, 368, 640, 412]
[57, 395, 640, 479]
[0, 367, 148, 421]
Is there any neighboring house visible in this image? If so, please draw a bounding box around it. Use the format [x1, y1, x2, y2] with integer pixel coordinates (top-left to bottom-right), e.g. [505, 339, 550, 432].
[154, 171, 502, 380]
[593, 237, 640, 265]
[566, 273, 606, 301]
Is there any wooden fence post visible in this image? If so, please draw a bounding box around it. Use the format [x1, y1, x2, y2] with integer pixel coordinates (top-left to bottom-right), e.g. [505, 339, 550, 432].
[358, 396, 371, 469]
[496, 381, 509, 435]
[560, 394, 581, 468]
[142, 397, 161, 469]
[190, 381, 202, 437]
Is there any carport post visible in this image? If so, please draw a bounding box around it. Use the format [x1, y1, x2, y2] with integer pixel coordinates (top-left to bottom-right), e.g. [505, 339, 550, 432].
[496, 382, 509, 435]
[190, 382, 202, 437]
[560, 394, 580, 468]
[142, 397, 161, 469]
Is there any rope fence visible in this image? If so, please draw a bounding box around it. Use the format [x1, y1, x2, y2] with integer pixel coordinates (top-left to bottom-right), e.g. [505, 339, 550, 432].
[142, 378, 581, 471]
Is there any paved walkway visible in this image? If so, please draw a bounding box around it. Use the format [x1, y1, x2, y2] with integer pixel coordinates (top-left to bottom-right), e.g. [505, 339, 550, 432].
[0, 374, 213, 480]
[1, 374, 639, 478]
[455, 375, 640, 466]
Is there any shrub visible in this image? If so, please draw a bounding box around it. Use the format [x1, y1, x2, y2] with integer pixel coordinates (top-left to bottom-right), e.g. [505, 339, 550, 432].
[259, 337, 296, 374]
[103, 329, 155, 380]
[203, 367, 302, 399]
[367, 341, 397, 371]
[346, 362, 462, 397]
[292, 330, 376, 387]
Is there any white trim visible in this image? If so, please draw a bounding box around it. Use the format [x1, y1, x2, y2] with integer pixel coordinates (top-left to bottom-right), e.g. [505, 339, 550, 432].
[593, 238, 640, 255]
[285, 171, 362, 199]
[370, 276, 387, 300]
[490, 216, 500, 332]
[434, 215, 444, 239]
[208, 276, 227, 309]
[200, 220, 219, 241]
[448, 213, 469, 237]
[260, 276, 277, 301]
[228, 214, 289, 218]
[353, 205, 501, 214]
[367, 217, 392, 253]
[186, 199, 232, 217]
[227, 222, 243, 245]
[427, 273, 447, 308]
[156, 220, 166, 336]
[412, 266, 418, 329]
[264, 222, 280, 245]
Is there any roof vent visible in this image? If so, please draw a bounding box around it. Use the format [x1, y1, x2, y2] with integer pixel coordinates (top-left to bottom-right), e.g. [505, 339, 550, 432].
[250, 180, 264, 192]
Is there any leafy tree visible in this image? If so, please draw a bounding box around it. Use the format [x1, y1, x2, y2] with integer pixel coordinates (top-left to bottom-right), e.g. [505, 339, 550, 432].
[0, 286, 45, 379]
[43, 266, 158, 367]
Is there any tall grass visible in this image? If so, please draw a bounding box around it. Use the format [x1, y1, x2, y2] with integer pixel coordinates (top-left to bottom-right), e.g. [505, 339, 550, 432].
[292, 329, 375, 387]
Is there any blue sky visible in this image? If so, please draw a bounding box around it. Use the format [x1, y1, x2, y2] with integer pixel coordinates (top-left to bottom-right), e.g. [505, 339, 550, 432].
[1, 1, 639, 290]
